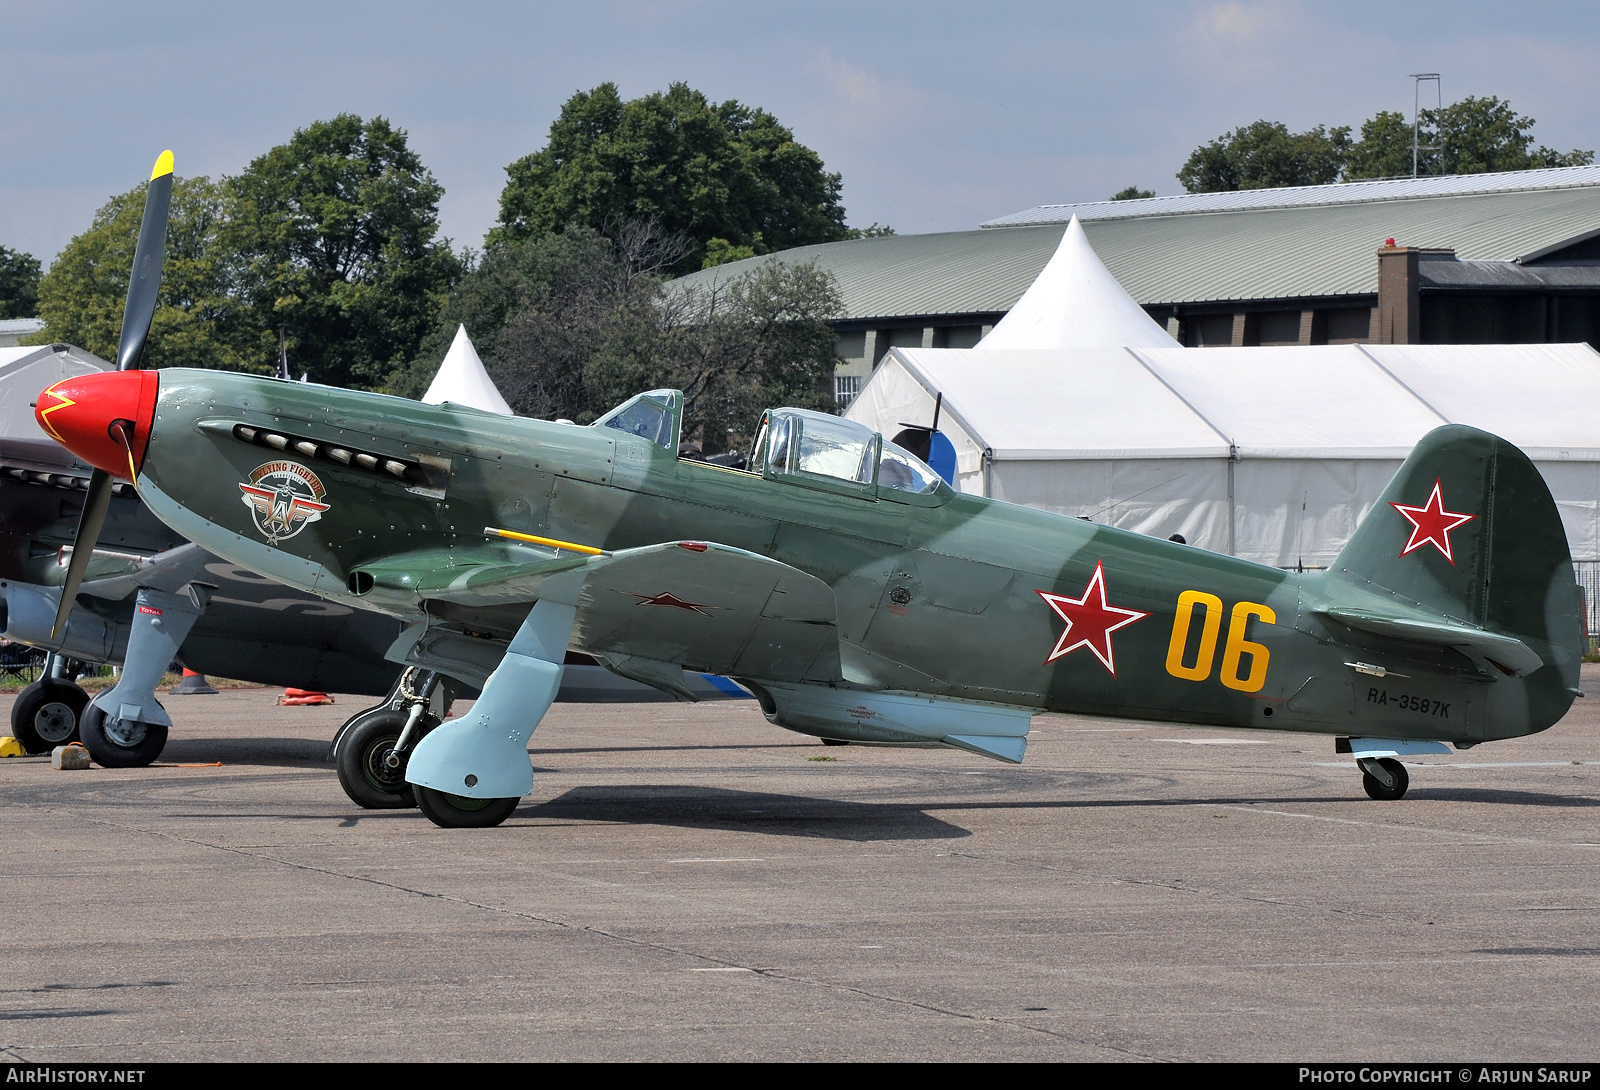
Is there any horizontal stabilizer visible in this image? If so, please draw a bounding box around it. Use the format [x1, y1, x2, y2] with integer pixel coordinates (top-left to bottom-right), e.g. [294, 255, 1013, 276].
[1315, 606, 1544, 677]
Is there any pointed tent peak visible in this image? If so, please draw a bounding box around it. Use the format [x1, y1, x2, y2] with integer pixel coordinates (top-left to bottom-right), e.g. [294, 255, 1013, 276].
[979, 214, 1176, 351]
[423, 324, 514, 416]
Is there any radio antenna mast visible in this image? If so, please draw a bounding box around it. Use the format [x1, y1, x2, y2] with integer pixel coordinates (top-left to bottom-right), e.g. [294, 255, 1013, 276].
[1409, 73, 1442, 178]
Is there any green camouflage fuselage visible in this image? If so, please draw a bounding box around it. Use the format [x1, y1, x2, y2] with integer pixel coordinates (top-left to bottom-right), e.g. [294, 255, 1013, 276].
[135, 369, 1583, 747]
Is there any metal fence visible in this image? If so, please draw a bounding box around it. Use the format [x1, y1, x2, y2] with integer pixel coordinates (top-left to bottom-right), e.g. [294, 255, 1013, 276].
[0, 643, 120, 687]
[1577, 562, 1600, 653]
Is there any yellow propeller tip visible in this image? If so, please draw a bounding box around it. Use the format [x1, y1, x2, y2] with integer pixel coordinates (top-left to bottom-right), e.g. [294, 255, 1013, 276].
[150, 150, 174, 180]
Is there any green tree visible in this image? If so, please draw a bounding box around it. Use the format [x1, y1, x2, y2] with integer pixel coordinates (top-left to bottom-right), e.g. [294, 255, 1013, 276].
[395, 221, 841, 445]
[491, 82, 852, 272]
[1427, 95, 1592, 174]
[28, 176, 258, 370]
[1343, 110, 1415, 179]
[702, 237, 760, 268]
[1178, 121, 1351, 192]
[658, 258, 839, 446]
[1110, 186, 1154, 201]
[228, 114, 462, 388]
[0, 246, 41, 319]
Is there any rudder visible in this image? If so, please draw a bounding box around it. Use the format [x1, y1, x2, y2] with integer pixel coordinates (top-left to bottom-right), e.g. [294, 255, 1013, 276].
[1328, 424, 1583, 730]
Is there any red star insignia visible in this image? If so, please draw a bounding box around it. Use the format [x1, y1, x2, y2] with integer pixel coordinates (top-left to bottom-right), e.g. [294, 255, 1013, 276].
[627, 591, 718, 616]
[1036, 560, 1149, 674]
[1390, 478, 1475, 564]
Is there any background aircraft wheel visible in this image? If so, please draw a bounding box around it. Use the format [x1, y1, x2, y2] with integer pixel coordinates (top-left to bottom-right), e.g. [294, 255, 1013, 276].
[78, 701, 167, 768]
[11, 679, 88, 754]
[336, 711, 433, 809]
[414, 786, 518, 829]
[820, 738, 849, 747]
[1361, 757, 1410, 801]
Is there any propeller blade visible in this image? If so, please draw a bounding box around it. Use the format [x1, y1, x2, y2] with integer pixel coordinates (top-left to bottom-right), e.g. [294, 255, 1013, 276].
[115, 150, 174, 372]
[50, 468, 115, 638]
[53, 151, 170, 634]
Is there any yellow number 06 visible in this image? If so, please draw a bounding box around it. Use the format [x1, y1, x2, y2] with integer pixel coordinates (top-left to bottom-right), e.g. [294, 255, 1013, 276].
[1164, 591, 1275, 693]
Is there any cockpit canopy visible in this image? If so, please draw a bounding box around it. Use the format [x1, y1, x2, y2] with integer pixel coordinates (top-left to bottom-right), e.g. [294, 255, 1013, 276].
[751, 408, 943, 497]
[591, 392, 944, 500]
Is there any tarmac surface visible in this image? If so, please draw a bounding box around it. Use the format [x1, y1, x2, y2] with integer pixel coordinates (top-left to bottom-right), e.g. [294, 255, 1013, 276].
[1, 672, 1598, 1063]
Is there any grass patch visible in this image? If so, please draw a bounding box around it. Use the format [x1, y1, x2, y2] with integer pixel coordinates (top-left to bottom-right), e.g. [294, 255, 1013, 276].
[0, 673, 268, 694]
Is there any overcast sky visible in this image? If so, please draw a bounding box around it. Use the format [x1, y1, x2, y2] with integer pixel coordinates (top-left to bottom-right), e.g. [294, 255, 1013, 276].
[6, 1, 1600, 266]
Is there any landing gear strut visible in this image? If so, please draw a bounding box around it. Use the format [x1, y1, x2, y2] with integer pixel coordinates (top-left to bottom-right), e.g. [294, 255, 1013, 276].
[334, 668, 444, 809]
[77, 585, 209, 768]
[404, 599, 576, 829]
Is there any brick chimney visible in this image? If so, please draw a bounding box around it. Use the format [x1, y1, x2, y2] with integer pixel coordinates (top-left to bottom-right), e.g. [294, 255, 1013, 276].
[1377, 243, 1420, 344]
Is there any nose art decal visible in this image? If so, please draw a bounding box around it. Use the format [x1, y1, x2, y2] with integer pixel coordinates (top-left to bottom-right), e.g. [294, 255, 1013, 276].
[239, 461, 330, 544]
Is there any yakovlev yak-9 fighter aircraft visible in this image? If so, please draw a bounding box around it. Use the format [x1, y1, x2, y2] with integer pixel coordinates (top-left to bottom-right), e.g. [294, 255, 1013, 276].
[38, 155, 1585, 827]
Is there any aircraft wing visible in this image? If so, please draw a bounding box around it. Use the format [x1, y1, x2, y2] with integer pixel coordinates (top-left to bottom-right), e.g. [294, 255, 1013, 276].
[78, 542, 214, 600]
[408, 541, 842, 684]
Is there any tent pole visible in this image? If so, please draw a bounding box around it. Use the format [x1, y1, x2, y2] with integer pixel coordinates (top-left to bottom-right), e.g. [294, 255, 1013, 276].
[1227, 442, 1238, 556]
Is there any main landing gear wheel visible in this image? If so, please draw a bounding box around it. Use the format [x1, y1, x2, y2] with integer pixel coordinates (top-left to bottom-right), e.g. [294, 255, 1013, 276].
[820, 738, 850, 747]
[1360, 757, 1410, 801]
[329, 703, 395, 764]
[11, 678, 88, 755]
[414, 786, 518, 829]
[336, 711, 436, 809]
[78, 700, 168, 768]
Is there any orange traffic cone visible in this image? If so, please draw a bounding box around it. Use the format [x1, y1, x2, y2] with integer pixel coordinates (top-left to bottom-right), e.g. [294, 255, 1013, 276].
[173, 668, 218, 695]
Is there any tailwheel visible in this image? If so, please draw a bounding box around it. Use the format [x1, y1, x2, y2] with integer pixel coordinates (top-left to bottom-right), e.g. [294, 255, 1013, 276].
[78, 700, 167, 768]
[336, 711, 433, 809]
[1359, 757, 1410, 801]
[414, 786, 518, 829]
[11, 678, 89, 755]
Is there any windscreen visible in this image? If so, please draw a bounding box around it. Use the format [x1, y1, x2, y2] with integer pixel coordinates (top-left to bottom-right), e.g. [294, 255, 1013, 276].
[597, 391, 677, 450]
[877, 441, 941, 494]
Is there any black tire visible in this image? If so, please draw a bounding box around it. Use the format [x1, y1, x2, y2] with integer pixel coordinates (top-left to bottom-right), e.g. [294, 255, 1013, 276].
[1361, 757, 1410, 801]
[11, 679, 88, 755]
[336, 711, 437, 810]
[78, 700, 168, 768]
[328, 703, 394, 763]
[414, 786, 518, 829]
[820, 737, 850, 747]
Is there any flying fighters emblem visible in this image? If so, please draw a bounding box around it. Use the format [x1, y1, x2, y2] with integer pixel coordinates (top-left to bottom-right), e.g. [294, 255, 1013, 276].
[1037, 560, 1149, 674]
[239, 461, 330, 544]
[1390, 478, 1475, 563]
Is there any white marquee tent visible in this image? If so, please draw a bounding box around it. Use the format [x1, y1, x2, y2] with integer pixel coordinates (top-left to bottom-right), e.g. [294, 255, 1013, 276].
[423, 325, 513, 416]
[978, 214, 1176, 350]
[846, 341, 1600, 567]
[0, 344, 111, 446]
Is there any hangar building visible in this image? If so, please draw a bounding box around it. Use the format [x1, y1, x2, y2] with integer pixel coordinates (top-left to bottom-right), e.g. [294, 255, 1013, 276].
[673, 165, 1600, 406]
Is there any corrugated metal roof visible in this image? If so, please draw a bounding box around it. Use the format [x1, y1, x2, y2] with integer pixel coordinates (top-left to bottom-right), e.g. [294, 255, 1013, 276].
[982, 165, 1600, 227]
[672, 182, 1600, 317]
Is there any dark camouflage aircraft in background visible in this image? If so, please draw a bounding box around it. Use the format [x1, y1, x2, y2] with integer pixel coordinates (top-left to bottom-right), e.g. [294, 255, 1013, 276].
[35, 153, 1586, 827]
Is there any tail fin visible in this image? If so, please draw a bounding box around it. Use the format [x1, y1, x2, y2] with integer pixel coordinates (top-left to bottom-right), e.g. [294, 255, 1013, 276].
[1327, 424, 1582, 725]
